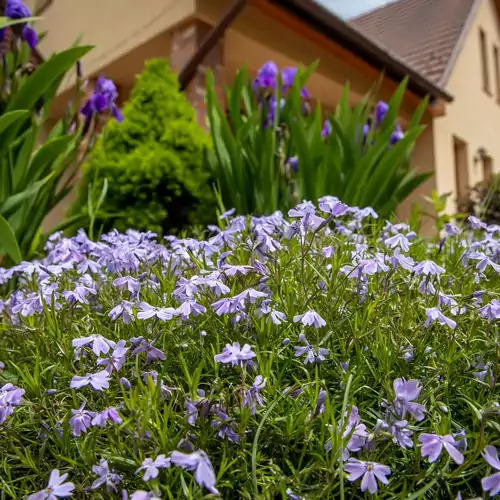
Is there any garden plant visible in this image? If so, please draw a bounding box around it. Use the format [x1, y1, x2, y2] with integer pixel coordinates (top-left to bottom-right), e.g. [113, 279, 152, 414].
[0, 197, 499, 498]
[206, 62, 431, 218]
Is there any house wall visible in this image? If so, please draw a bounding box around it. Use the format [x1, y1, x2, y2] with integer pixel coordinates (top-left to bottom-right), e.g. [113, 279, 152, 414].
[433, 0, 500, 213]
[35, 0, 195, 93]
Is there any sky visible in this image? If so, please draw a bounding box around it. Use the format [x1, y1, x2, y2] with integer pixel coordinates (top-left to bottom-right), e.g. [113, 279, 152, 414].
[315, 0, 393, 18]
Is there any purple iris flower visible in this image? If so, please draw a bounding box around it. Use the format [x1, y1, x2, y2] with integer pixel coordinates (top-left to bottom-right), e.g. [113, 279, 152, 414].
[69, 403, 95, 437]
[27, 469, 74, 499]
[390, 124, 404, 145]
[136, 455, 171, 481]
[391, 378, 426, 422]
[70, 370, 110, 391]
[170, 450, 219, 495]
[243, 375, 266, 415]
[253, 61, 278, 91]
[81, 75, 123, 123]
[0, 383, 24, 424]
[293, 310, 326, 328]
[344, 459, 391, 495]
[214, 342, 256, 367]
[424, 307, 457, 330]
[287, 156, 299, 174]
[137, 302, 177, 321]
[90, 459, 123, 492]
[482, 446, 500, 497]
[321, 119, 332, 137]
[0, 0, 38, 50]
[374, 100, 389, 127]
[419, 433, 464, 464]
[91, 407, 122, 427]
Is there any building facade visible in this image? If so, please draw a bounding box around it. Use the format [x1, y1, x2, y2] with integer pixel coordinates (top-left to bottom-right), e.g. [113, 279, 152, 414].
[32, 0, 498, 224]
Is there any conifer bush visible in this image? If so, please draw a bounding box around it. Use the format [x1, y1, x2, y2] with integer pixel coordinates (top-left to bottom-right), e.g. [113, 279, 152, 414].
[74, 59, 215, 236]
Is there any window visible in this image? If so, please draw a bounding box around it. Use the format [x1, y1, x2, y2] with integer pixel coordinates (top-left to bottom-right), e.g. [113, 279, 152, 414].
[480, 29, 491, 94]
[483, 155, 493, 184]
[453, 137, 469, 210]
[494, 46, 500, 102]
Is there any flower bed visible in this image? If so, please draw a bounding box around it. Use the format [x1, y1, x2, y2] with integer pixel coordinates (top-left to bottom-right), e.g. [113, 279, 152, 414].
[0, 198, 499, 498]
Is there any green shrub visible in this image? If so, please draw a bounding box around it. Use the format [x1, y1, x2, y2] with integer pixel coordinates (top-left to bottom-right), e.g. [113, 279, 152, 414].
[460, 173, 500, 225]
[74, 58, 215, 236]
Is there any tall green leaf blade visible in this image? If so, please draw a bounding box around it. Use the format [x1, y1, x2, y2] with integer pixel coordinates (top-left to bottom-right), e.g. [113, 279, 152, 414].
[0, 214, 22, 263]
[7, 45, 93, 112]
[0, 110, 28, 136]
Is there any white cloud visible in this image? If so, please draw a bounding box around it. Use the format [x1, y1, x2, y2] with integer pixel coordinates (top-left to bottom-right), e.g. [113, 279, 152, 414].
[315, 0, 393, 18]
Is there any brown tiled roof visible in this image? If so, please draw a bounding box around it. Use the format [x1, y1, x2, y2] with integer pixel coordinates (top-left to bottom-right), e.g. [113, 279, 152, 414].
[349, 0, 477, 86]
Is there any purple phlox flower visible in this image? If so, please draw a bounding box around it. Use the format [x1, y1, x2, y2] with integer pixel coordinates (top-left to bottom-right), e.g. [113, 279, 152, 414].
[0, 383, 24, 424]
[27, 469, 74, 500]
[358, 256, 389, 276]
[70, 370, 110, 391]
[438, 293, 465, 316]
[424, 307, 457, 330]
[142, 371, 159, 385]
[391, 378, 426, 422]
[233, 288, 267, 305]
[344, 459, 391, 495]
[128, 492, 161, 500]
[478, 299, 500, 322]
[342, 406, 369, 453]
[69, 403, 95, 437]
[322, 246, 334, 258]
[81, 75, 123, 123]
[76, 258, 101, 275]
[176, 300, 207, 320]
[468, 251, 500, 273]
[219, 207, 236, 220]
[311, 389, 327, 417]
[293, 310, 326, 328]
[258, 301, 287, 325]
[137, 302, 177, 321]
[390, 248, 415, 271]
[185, 389, 210, 425]
[319, 198, 349, 217]
[419, 433, 464, 464]
[384, 233, 411, 252]
[211, 405, 240, 443]
[482, 445, 500, 497]
[445, 223, 461, 235]
[294, 335, 329, 365]
[97, 340, 128, 373]
[211, 297, 243, 316]
[473, 360, 495, 384]
[390, 420, 413, 449]
[222, 263, 254, 277]
[453, 429, 468, 452]
[113, 276, 141, 297]
[90, 459, 123, 493]
[136, 455, 171, 481]
[170, 450, 219, 495]
[418, 277, 436, 296]
[120, 377, 132, 390]
[400, 345, 415, 362]
[72, 333, 114, 357]
[91, 407, 122, 427]
[469, 215, 488, 230]
[286, 488, 303, 500]
[321, 119, 332, 138]
[132, 339, 166, 365]
[243, 375, 266, 415]
[214, 342, 256, 367]
[413, 259, 445, 276]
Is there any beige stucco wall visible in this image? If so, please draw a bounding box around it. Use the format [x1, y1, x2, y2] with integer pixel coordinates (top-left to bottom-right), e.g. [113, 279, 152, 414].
[35, 0, 195, 92]
[434, 0, 500, 213]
